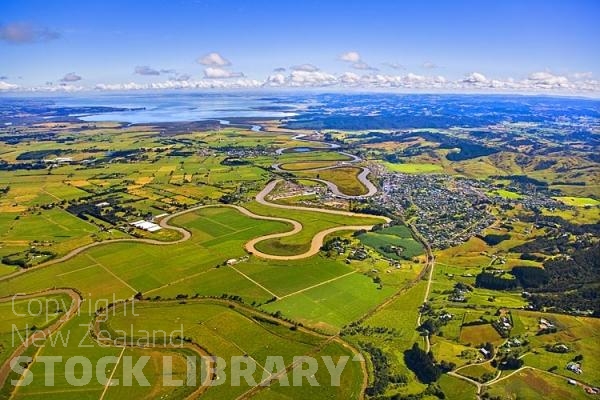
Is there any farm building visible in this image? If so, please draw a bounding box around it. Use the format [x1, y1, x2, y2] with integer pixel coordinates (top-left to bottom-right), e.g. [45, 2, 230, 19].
[567, 362, 583, 374]
[130, 220, 162, 232]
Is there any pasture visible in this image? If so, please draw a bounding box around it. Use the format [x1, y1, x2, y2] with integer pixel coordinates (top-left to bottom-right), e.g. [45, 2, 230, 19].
[262, 272, 396, 332]
[512, 310, 600, 386]
[382, 162, 443, 174]
[484, 368, 589, 400]
[457, 362, 496, 382]
[488, 188, 523, 199]
[0, 206, 291, 305]
[105, 299, 363, 399]
[553, 196, 599, 207]
[357, 225, 424, 261]
[278, 161, 341, 171]
[459, 324, 503, 346]
[342, 281, 430, 397]
[298, 167, 368, 196]
[246, 202, 383, 256]
[0, 293, 72, 366]
[437, 374, 478, 399]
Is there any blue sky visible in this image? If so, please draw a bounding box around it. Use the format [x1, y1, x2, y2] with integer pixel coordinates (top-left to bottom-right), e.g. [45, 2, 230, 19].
[1, 0, 599, 93]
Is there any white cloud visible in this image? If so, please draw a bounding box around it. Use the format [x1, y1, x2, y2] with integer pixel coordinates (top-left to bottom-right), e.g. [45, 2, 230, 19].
[572, 72, 593, 80]
[527, 71, 570, 88]
[422, 62, 438, 69]
[405, 73, 426, 83]
[265, 70, 337, 87]
[95, 78, 262, 91]
[134, 66, 160, 76]
[462, 72, 488, 84]
[0, 81, 19, 90]
[60, 72, 82, 82]
[9, 70, 596, 93]
[95, 82, 150, 90]
[264, 73, 286, 86]
[197, 52, 231, 66]
[288, 70, 337, 86]
[339, 51, 377, 71]
[203, 67, 244, 79]
[7, 64, 600, 94]
[60, 72, 600, 93]
[339, 72, 361, 85]
[339, 51, 361, 63]
[290, 64, 319, 72]
[23, 83, 84, 92]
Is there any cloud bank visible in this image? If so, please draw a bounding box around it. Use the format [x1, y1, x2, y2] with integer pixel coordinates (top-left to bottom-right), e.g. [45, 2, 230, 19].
[1, 65, 598, 95]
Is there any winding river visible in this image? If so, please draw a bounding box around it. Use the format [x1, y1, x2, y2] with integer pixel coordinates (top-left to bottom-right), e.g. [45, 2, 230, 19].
[0, 127, 385, 397]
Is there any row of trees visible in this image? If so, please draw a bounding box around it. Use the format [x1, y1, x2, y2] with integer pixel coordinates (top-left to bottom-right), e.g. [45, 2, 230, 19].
[360, 342, 407, 397]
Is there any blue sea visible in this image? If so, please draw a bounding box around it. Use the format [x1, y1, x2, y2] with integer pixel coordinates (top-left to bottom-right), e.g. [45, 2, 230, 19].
[50, 92, 303, 123]
[2, 92, 598, 129]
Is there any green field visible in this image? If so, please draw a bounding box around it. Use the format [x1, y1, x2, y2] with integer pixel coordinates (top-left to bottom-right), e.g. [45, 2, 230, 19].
[342, 281, 430, 397]
[484, 368, 590, 400]
[247, 202, 383, 256]
[357, 225, 424, 260]
[103, 300, 363, 399]
[383, 162, 444, 174]
[457, 362, 496, 382]
[0, 293, 72, 366]
[298, 167, 369, 196]
[553, 196, 600, 207]
[437, 374, 478, 399]
[0, 206, 296, 303]
[262, 272, 396, 332]
[279, 161, 341, 171]
[1, 119, 599, 400]
[488, 188, 524, 199]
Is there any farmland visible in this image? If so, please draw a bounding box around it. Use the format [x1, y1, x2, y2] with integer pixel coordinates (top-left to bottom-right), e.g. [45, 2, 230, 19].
[297, 167, 369, 196]
[101, 299, 363, 399]
[483, 368, 589, 399]
[382, 162, 444, 174]
[0, 293, 72, 366]
[0, 93, 599, 400]
[357, 225, 424, 261]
